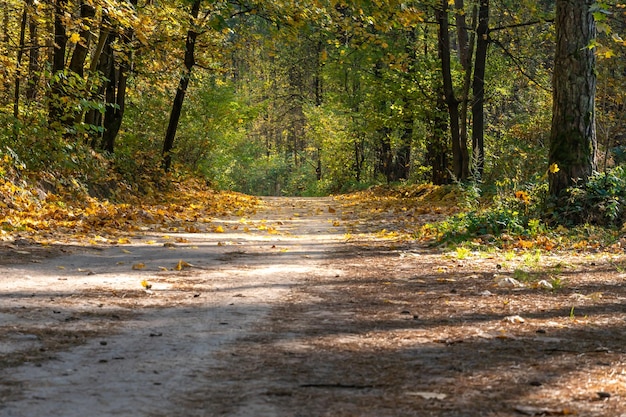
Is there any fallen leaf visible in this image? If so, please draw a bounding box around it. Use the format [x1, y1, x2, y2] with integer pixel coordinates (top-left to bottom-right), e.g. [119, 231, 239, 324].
[132, 263, 146, 270]
[175, 260, 192, 271]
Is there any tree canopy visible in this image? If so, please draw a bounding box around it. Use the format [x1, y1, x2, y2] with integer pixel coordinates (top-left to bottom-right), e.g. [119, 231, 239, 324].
[1, 0, 625, 223]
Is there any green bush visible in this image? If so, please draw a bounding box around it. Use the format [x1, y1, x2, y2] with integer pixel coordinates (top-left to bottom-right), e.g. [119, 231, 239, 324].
[550, 167, 626, 226]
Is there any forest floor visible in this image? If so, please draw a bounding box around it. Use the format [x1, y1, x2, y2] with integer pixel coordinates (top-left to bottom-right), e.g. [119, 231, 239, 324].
[1, 195, 626, 416]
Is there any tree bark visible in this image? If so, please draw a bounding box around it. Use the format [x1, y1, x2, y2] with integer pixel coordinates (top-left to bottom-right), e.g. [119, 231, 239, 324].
[548, 0, 597, 197]
[471, 0, 489, 180]
[162, 0, 201, 172]
[437, 0, 469, 181]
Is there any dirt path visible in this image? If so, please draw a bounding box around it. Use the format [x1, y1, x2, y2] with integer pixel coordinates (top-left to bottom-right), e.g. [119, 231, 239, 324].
[2, 196, 626, 416]
[0, 197, 343, 416]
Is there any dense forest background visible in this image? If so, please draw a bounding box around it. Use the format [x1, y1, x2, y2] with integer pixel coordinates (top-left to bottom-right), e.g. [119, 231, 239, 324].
[0, 0, 624, 204]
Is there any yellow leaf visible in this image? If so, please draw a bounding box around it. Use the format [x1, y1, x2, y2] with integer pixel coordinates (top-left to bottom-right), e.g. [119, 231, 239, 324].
[141, 279, 152, 289]
[132, 263, 146, 270]
[121, 249, 132, 254]
[69, 33, 81, 43]
[175, 260, 192, 270]
[214, 225, 225, 233]
[118, 237, 131, 244]
[549, 163, 560, 174]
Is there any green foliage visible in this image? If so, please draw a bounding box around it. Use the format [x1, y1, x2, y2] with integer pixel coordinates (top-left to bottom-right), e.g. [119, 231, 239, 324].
[429, 180, 548, 243]
[550, 167, 626, 226]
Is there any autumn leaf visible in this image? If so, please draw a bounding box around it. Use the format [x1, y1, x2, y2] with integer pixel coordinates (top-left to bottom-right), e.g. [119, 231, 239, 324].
[549, 163, 560, 174]
[141, 279, 152, 289]
[69, 33, 81, 43]
[213, 225, 225, 233]
[175, 260, 192, 270]
[132, 263, 146, 270]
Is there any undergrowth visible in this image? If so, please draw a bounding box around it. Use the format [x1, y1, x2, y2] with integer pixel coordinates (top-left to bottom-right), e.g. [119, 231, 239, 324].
[418, 169, 626, 252]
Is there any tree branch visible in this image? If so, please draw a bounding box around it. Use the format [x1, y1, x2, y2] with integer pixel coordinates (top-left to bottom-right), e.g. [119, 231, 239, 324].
[490, 19, 554, 32]
[490, 38, 552, 93]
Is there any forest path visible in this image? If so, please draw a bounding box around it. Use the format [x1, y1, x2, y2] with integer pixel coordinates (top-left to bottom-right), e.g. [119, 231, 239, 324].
[2, 195, 626, 416]
[0, 197, 345, 417]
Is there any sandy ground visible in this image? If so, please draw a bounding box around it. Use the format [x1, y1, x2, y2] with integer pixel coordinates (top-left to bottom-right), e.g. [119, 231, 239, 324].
[0, 197, 344, 416]
[1, 196, 626, 416]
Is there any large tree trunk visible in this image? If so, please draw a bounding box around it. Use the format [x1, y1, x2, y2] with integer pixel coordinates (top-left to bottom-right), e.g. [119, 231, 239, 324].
[471, 0, 489, 180]
[548, 0, 597, 197]
[162, 0, 201, 172]
[437, 0, 469, 181]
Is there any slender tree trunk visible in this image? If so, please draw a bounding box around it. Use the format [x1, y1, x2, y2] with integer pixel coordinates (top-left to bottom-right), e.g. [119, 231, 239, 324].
[86, 30, 114, 144]
[48, 0, 68, 127]
[162, 0, 201, 172]
[437, 0, 468, 180]
[14, 0, 31, 119]
[2, 1, 8, 43]
[428, 91, 450, 185]
[458, 4, 477, 180]
[396, 125, 412, 181]
[454, 0, 470, 70]
[100, 0, 136, 152]
[68, 0, 96, 76]
[26, 3, 40, 101]
[548, 0, 597, 197]
[471, 0, 489, 180]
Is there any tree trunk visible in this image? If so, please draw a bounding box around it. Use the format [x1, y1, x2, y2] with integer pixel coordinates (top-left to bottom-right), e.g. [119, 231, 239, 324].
[437, 0, 469, 181]
[458, 4, 477, 182]
[48, 0, 68, 127]
[86, 30, 114, 145]
[471, 0, 489, 180]
[68, 1, 96, 76]
[428, 92, 450, 185]
[454, 0, 470, 70]
[162, 0, 201, 172]
[100, 0, 135, 153]
[548, 0, 597, 197]
[26, 3, 40, 101]
[13, 0, 31, 119]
